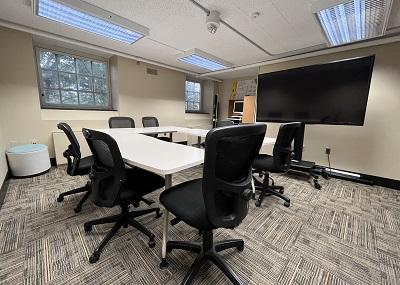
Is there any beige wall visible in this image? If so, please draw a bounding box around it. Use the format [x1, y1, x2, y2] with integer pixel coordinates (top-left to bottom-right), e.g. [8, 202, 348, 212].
[0, 27, 215, 174]
[0, 95, 7, 183]
[258, 42, 400, 180]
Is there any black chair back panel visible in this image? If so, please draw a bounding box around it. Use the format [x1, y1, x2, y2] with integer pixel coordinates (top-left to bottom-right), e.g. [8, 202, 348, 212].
[273, 122, 302, 171]
[57, 122, 81, 175]
[108, 117, 135, 128]
[83, 129, 126, 207]
[142, 116, 159, 138]
[202, 124, 266, 228]
[142, 116, 159, 128]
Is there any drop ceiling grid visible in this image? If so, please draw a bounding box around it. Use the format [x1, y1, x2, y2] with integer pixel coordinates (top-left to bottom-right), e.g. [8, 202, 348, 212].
[83, 0, 268, 66]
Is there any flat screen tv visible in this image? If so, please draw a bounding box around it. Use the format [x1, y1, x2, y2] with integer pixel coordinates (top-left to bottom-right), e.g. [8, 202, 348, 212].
[256, 56, 375, 125]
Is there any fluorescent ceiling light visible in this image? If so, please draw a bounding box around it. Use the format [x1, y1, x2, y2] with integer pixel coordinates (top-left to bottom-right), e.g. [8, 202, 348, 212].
[177, 49, 232, 71]
[316, 0, 392, 46]
[36, 0, 149, 44]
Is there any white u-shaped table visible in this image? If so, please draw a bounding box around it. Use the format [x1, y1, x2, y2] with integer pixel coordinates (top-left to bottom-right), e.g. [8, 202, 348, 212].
[98, 126, 275, 268]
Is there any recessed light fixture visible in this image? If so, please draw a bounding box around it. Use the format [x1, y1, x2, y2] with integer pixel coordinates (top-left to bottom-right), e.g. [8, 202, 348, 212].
[177, 49, 232, 71]
[35, 0, 149, 44]
[316, 0, 392, 46]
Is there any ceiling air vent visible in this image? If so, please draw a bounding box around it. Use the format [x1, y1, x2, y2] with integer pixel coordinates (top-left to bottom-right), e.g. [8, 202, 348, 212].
[146, 68, 158, 75]
[316, 0, 393, 46]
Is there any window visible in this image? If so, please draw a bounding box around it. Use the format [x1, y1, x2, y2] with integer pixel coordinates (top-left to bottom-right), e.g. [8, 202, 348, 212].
[36, 48, 111, 110]
[185, 80, 201, 112]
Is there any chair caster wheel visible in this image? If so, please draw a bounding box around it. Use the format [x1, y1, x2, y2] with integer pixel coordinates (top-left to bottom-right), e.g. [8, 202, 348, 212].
[314, 182, 321, 190]
[284, 202, 290, 207]
[160, 258, 169, 269]
[155, 210, 162, 218]
[74, 206, 81, 213]
[57, 196, 64, 202]
[255, 201, 261, 207]
[166, 246, 172, 253]
[279, 189, 284, 194]
[123, 223, 128, 228]
[89, 252, 100, 263]
[84, 224, 92, 232]
[148, 237, 156, 248]
[237, 244, 244, 252]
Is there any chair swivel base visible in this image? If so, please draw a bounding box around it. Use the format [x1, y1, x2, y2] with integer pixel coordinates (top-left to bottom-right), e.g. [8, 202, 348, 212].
[253, 177, 290, 208]
[164, 230, 245, 285]
[57, 182, 91, 213]
[84, 205, 161, 263]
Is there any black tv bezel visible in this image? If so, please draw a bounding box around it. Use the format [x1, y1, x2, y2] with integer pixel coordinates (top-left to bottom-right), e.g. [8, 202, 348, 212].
[256, 55, 375, 126]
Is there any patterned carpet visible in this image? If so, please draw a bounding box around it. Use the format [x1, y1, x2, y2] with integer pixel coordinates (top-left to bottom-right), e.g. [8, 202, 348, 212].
[0, 166, 399, 285]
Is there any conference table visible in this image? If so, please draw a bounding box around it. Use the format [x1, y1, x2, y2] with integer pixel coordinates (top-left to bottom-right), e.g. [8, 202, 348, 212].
[97, 126, 276, 267]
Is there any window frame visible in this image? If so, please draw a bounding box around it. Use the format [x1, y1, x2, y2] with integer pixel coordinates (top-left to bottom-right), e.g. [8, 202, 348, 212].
[35, 47, 113, 111]
[185, 79, 203, 113]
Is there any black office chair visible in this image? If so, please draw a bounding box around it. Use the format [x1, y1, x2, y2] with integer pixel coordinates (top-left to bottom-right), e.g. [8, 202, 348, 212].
[199, 119, 235, 148]
[56, 122, 93, 213]
[216, 120, 234, 127]
[108, 116, 135, 128]
[82, 128, 165, 263]
[142, 116, 171, 142]
[252, 122, 301, 208]
[160, 124, 266, 285]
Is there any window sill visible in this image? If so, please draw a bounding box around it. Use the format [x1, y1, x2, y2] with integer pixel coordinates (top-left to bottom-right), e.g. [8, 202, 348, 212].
[185, 111, 210, 114]
[41, 106, 117, 111]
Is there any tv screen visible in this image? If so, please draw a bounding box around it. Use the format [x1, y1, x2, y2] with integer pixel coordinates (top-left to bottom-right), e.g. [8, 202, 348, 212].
[233, 101, 244, 113]
[256, 56, 375, 125]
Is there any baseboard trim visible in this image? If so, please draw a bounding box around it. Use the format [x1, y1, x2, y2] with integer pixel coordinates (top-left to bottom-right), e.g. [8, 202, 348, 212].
[0, 170, 11, 211]
[315, 165, 400, 190]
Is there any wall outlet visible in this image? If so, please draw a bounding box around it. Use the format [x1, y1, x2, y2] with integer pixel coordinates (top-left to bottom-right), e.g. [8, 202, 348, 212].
[325, 147, 331, 155]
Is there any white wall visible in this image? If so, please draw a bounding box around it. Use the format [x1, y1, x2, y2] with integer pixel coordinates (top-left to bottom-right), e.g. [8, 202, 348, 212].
[257, 42, 400, 180]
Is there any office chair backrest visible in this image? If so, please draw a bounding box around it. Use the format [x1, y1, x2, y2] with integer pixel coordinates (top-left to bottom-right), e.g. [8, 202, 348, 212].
[142, 116, 159, 138]
[82, 129, 126, 207]
[273, 122, 302, 172]
[216, 120, 234, 128]
[108, 117, 135, 128]
[57, 122, 81, 176]
[142, 116, 159, 128]
[202, 124, 266, 229]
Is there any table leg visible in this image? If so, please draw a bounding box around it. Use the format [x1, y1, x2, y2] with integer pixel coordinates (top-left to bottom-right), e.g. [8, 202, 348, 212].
[169, 132, 173, 141]
[197, 136, 201, 148]
[251, 176, 256, 199]
[160, 174, 172, 269]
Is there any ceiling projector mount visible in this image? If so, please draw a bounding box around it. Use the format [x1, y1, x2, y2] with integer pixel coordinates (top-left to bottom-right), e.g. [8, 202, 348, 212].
[206, 11, 220, 34]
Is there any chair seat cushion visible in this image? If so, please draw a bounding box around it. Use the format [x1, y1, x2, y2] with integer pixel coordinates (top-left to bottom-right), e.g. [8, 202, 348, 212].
[118, 168, 165, 204]
[75, 156, 94, 175]
[253, 154, 281, 173]
[160, 179, 212, 230]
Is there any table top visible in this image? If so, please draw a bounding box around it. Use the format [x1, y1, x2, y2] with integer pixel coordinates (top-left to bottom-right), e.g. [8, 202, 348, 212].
[96, 126, 275, 146]
[109, 133, 205, 175]
[96, 126, 180, 135]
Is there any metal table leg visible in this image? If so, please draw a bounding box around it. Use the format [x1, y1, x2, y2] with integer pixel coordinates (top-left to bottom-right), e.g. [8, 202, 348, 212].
[160, 174, 172, 269]
[197, 136, 201, 148]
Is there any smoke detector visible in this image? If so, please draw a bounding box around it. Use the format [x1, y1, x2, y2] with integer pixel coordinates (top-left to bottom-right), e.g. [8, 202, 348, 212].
[206, 11, 220, 34]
